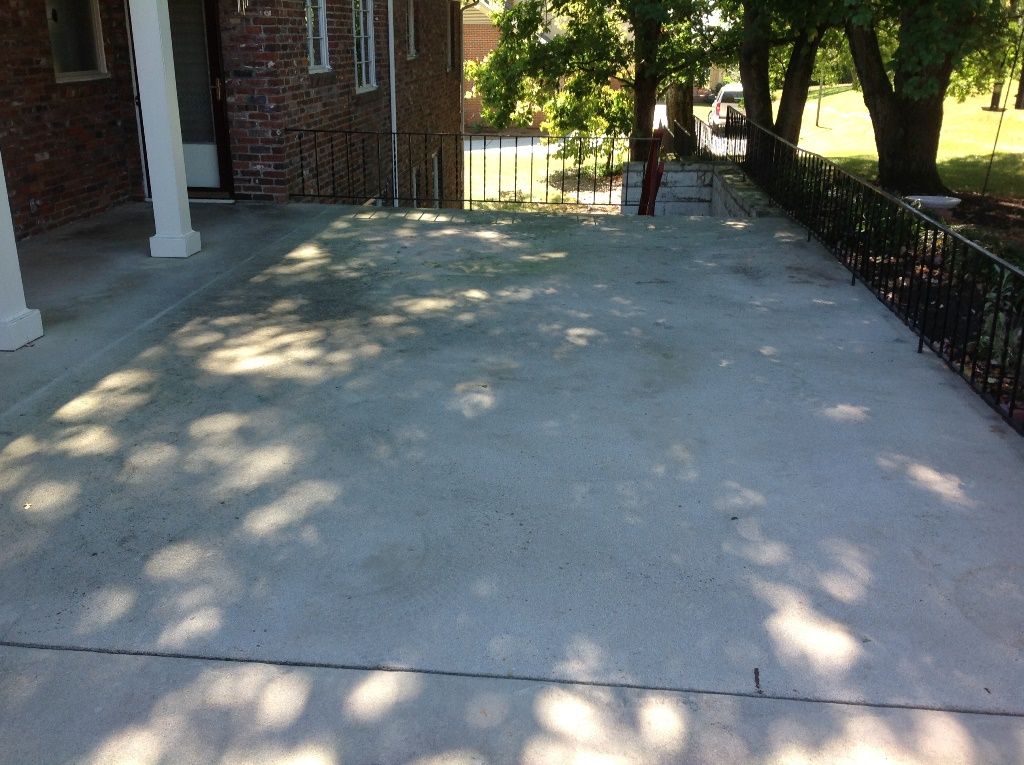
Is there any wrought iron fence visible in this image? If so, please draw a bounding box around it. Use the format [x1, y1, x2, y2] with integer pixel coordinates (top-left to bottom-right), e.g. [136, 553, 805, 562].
[283, 128, 667, 212]
[723, 106, 1024, 433]
[690, 116, 715, 160]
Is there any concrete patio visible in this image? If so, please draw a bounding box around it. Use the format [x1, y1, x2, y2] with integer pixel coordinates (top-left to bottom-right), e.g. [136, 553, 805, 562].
[1, 203, 1023, 764]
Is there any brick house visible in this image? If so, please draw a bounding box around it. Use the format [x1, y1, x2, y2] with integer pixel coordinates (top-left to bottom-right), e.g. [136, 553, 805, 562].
[0, 0, 464, 351]
[461, 0, 501, 128]
[1, 0, 464, 238]
[461, 0, 544, 130]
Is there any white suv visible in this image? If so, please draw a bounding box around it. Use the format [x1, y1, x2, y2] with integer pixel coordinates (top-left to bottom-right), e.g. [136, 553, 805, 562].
[708, 83, 744, 132]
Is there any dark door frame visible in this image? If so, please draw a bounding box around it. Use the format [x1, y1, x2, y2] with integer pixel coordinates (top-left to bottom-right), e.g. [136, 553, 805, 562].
[131, 0, 234, 198]
[193, 0, 234, 197]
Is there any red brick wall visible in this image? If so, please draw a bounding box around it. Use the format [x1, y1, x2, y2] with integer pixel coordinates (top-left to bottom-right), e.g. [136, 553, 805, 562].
[395, 0, 463, 206]
[462, 20, 499, 128]
[462, 16, 542, 130]
[219, 0, 394, 202]
[221, 0, 462, 205]
[0, 0, 142, 239]
[0, 0, 467, 237]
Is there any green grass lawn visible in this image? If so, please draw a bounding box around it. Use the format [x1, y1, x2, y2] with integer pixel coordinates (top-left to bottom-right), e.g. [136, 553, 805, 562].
[463, 137, 629, 210]
[463, 86, 1023, 207]
[793, 85, 1024, 199]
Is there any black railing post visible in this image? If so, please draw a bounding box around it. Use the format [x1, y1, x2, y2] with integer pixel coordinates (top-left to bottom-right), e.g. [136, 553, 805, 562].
[297, 130, 307, 196]
[918, 229, 940, 353]
[904, 217, 925, 321]
[984, 278, 1006, 397]
[1005, 325, 1024, 420]
[545, 139, 551, 204]
[963, 266, 979, 381]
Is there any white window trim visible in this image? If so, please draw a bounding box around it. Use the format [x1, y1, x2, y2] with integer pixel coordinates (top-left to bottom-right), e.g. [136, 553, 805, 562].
[306, 0, 331, 74]
[353, 0, 377, 91]
[48, 0, 109, 83]
[406, 0, 417, 59]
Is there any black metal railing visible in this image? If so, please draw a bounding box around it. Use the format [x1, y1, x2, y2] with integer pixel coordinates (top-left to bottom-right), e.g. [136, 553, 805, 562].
[724, 106, 1024, 433]
[686, 117, 716, 161]
[660, 118, 713, 160]
[686, 112, 748, 161]
[283, 128, 669, 212]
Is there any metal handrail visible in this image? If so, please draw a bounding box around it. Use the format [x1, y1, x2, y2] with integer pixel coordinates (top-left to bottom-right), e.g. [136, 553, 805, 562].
[282, 127, 667, 213]
[725, 109, 1024, 280]
[723, 105, 1024, 432]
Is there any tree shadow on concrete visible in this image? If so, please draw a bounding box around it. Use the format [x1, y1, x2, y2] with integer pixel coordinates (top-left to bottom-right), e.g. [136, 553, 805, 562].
[0, 206, 1022, 763]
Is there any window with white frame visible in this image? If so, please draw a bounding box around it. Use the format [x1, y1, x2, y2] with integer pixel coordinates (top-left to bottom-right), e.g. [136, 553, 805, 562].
[305, 0, 330, 72]
[406, 0, 417, 58]
[353, 0, 376, 90]
[45, 0, 107, 82]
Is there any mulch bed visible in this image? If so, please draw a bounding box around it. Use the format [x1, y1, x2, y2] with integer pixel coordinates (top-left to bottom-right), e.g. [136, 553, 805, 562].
[949, 193, 1024, 266]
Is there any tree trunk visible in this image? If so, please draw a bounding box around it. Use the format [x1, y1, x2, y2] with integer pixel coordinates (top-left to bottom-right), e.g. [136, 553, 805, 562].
[990, 0, 1018, 111]
[738, 1, 773, 128]
[630, 11, 662, 160]
[845, 21, 950, 194]
[632, 76, 659, 160]
[666, 79, 695, 155]
[1009, 0, 1022, 109]
[989, 81, 1004, 110]
[774, 29, 822, 144]
[878, 97, 948, 192]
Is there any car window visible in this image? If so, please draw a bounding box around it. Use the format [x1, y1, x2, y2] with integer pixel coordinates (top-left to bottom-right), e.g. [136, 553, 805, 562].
[721, 92, 743, 103]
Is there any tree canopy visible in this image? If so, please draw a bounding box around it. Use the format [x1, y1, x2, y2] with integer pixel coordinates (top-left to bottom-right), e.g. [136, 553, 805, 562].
[468, 0, 1019, 193]
[844, 0, 1011, 191]
[466, 0, 716, 142]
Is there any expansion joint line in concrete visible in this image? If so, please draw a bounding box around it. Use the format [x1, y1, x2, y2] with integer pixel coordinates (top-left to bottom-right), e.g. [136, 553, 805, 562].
[1, 639, 1021, 720]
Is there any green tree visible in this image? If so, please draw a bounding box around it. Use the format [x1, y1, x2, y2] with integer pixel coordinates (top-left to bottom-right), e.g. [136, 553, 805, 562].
[845, 0, 1010, 193]
[813, 27, 856, 87]
[465, 0, 715, 157]
[719, 0, 844, 144]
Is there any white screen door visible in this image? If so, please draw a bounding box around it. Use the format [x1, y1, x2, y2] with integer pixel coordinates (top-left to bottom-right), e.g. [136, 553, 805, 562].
[168, 0, 221, 188]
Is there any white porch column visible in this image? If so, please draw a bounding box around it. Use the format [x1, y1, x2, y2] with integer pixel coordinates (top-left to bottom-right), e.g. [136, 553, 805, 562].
[128, 0, 201, 259]
[0, 149, 43, 352]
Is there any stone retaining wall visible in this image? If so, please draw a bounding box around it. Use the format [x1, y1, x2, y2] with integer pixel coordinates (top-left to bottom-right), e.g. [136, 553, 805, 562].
[621, 161, 774, 218]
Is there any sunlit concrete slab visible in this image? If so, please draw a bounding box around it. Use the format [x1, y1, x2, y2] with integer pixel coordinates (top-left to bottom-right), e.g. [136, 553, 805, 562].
[2, 644, 1022, 765]
[1, 204, 1023, 760]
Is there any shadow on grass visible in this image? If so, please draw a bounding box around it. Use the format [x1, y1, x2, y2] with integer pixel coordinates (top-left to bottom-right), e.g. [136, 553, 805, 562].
[826, 153, 1024, 199]
[941, 153, 1024, 198]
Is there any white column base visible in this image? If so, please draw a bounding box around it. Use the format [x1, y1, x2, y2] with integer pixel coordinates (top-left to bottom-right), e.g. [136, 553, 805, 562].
[150, 230, 202, 259]
[0, 308, 43, 352]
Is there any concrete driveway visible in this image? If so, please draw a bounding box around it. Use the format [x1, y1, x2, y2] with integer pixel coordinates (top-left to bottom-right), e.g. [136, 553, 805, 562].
[1, 204, 1023, 764]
